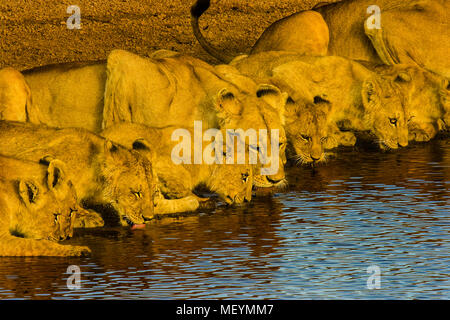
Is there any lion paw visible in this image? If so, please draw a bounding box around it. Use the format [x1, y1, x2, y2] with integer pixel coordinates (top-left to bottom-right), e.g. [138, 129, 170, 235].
[409, 129, 431, 142]
[74, 209, 105, 228]
[337, 131, 357, 147]
[197, 197, 216, 210]
[66, 245, 92, 257]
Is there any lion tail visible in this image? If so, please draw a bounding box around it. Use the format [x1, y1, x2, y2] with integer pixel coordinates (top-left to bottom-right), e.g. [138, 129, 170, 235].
[190, 0, 235, 63]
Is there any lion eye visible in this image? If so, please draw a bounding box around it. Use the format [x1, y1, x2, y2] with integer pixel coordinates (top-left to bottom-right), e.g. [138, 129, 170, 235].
[132, 191, 142, 199]
[301, 135, 311, 141]
[54, 213, 59, 223]
[69, 208, 76, 218]
[390, 118, 398, 126]
[241, 173, 249, 183]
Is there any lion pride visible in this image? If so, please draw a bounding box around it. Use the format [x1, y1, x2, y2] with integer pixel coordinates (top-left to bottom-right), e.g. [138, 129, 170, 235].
[0, 121, 155, 228]
[230, 51, 409, 150]
[0, 155, 91, 256]
[191, 0, 450, 78]
[23, 50, 288, 188]
[101, 123, 253, 212]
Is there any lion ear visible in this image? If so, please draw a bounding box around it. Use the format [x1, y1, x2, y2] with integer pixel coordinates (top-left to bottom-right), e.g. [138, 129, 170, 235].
[19, 180, 40, 206]
[394, 71, 412, 83]
[104, 140, 119, 154]
[256, 84, 287, 124]
[214, 88, 242, 117]
[441, 78, 450, 92]
[132, 138, 151, 151]
[361, 79, 380, 111]
[313, 95, 332, 113]
[47, 159, 67, 191]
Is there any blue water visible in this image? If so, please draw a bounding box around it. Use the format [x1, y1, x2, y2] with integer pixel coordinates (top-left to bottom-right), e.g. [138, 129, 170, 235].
[0, 139, 449, 299]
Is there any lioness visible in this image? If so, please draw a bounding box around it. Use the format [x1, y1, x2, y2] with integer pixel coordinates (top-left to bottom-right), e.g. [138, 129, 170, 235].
[0, 155, 91, 256]
[231, 51, 409, 150]
[191, 0, 450, 78]
[0, 121, 155, 228]
[358, 62, 450, 142]
[104, 50, 287, 188]
[22, 50, 287, 189]
[101, 123, 253, 212]
[191, 0, 329, 61]
[0, 68, 40, 123]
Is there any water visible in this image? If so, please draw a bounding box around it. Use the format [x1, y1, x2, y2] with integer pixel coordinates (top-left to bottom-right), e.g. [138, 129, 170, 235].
[1, 139, 449, 299]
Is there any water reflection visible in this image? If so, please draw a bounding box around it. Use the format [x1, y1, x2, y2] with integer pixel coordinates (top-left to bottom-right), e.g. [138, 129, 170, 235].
[0, 139, 449, 299]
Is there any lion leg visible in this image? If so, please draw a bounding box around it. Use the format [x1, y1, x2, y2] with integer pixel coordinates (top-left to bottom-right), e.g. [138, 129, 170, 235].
[73, 208, 105, 228]
[325, 124, 356, 149]
[408, 121, 437, 142]
[153, 196, 201, 215]
[0, 234, 91, 257]
[154, 163, 196, 199]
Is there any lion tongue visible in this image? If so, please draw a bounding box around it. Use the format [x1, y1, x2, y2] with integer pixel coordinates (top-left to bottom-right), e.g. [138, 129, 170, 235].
[131, 224, 146, 230]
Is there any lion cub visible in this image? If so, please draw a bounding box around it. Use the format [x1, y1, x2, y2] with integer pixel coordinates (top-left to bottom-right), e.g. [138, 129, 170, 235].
[0, 155, 91, 256]
[101, 123, 253, 214]
[359, 63, 450, 142]
[0, 121, 155, 228]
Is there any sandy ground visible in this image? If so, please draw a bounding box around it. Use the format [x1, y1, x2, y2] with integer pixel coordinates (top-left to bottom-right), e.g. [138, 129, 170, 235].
[0, 0, 339, 71]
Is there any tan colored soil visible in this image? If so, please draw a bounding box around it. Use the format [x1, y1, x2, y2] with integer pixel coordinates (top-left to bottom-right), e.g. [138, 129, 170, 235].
[0, 0, 339, 71]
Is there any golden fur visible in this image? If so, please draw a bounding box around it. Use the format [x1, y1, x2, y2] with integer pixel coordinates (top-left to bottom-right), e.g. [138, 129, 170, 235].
[191, 0, 449, 78]
[104, 50, 287, 188]
[101, 123, 253, 214]
[284, 97, 332, 165]
[250, 11, 329, 56]
[359, 63, 449, 141]
[21, 50, 287, 189]
[0, 68, 40, 123]
[362, 0, 450, 78]
[0, 121, 155, 227]
[0, 155, 91, 256]
[23, 62, 106, 131]
[231, 51, 409, 150]
[191, 0, 329, 62]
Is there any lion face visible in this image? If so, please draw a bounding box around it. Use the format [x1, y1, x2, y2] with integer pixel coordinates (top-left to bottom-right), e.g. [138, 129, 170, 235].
[213, 68, 288, 188]
[362, 77, 409, 149]
[208, 164, 253, 204]
[373, 65, 449, 141]
[97, 141, 154, 227]
[285, 97, 330, 165]
[16, 160, 79, 241]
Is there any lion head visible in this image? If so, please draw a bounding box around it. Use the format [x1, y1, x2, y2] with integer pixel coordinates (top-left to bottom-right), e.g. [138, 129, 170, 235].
[93, 141, 155, 227]
[207, 163, 253, 205]
[14, 159, 80, 241]
[361, 76, 409, 149]
[367, 64, 449, 141]
[213, 65, 288, 188]
[284, 96, 331, 165]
